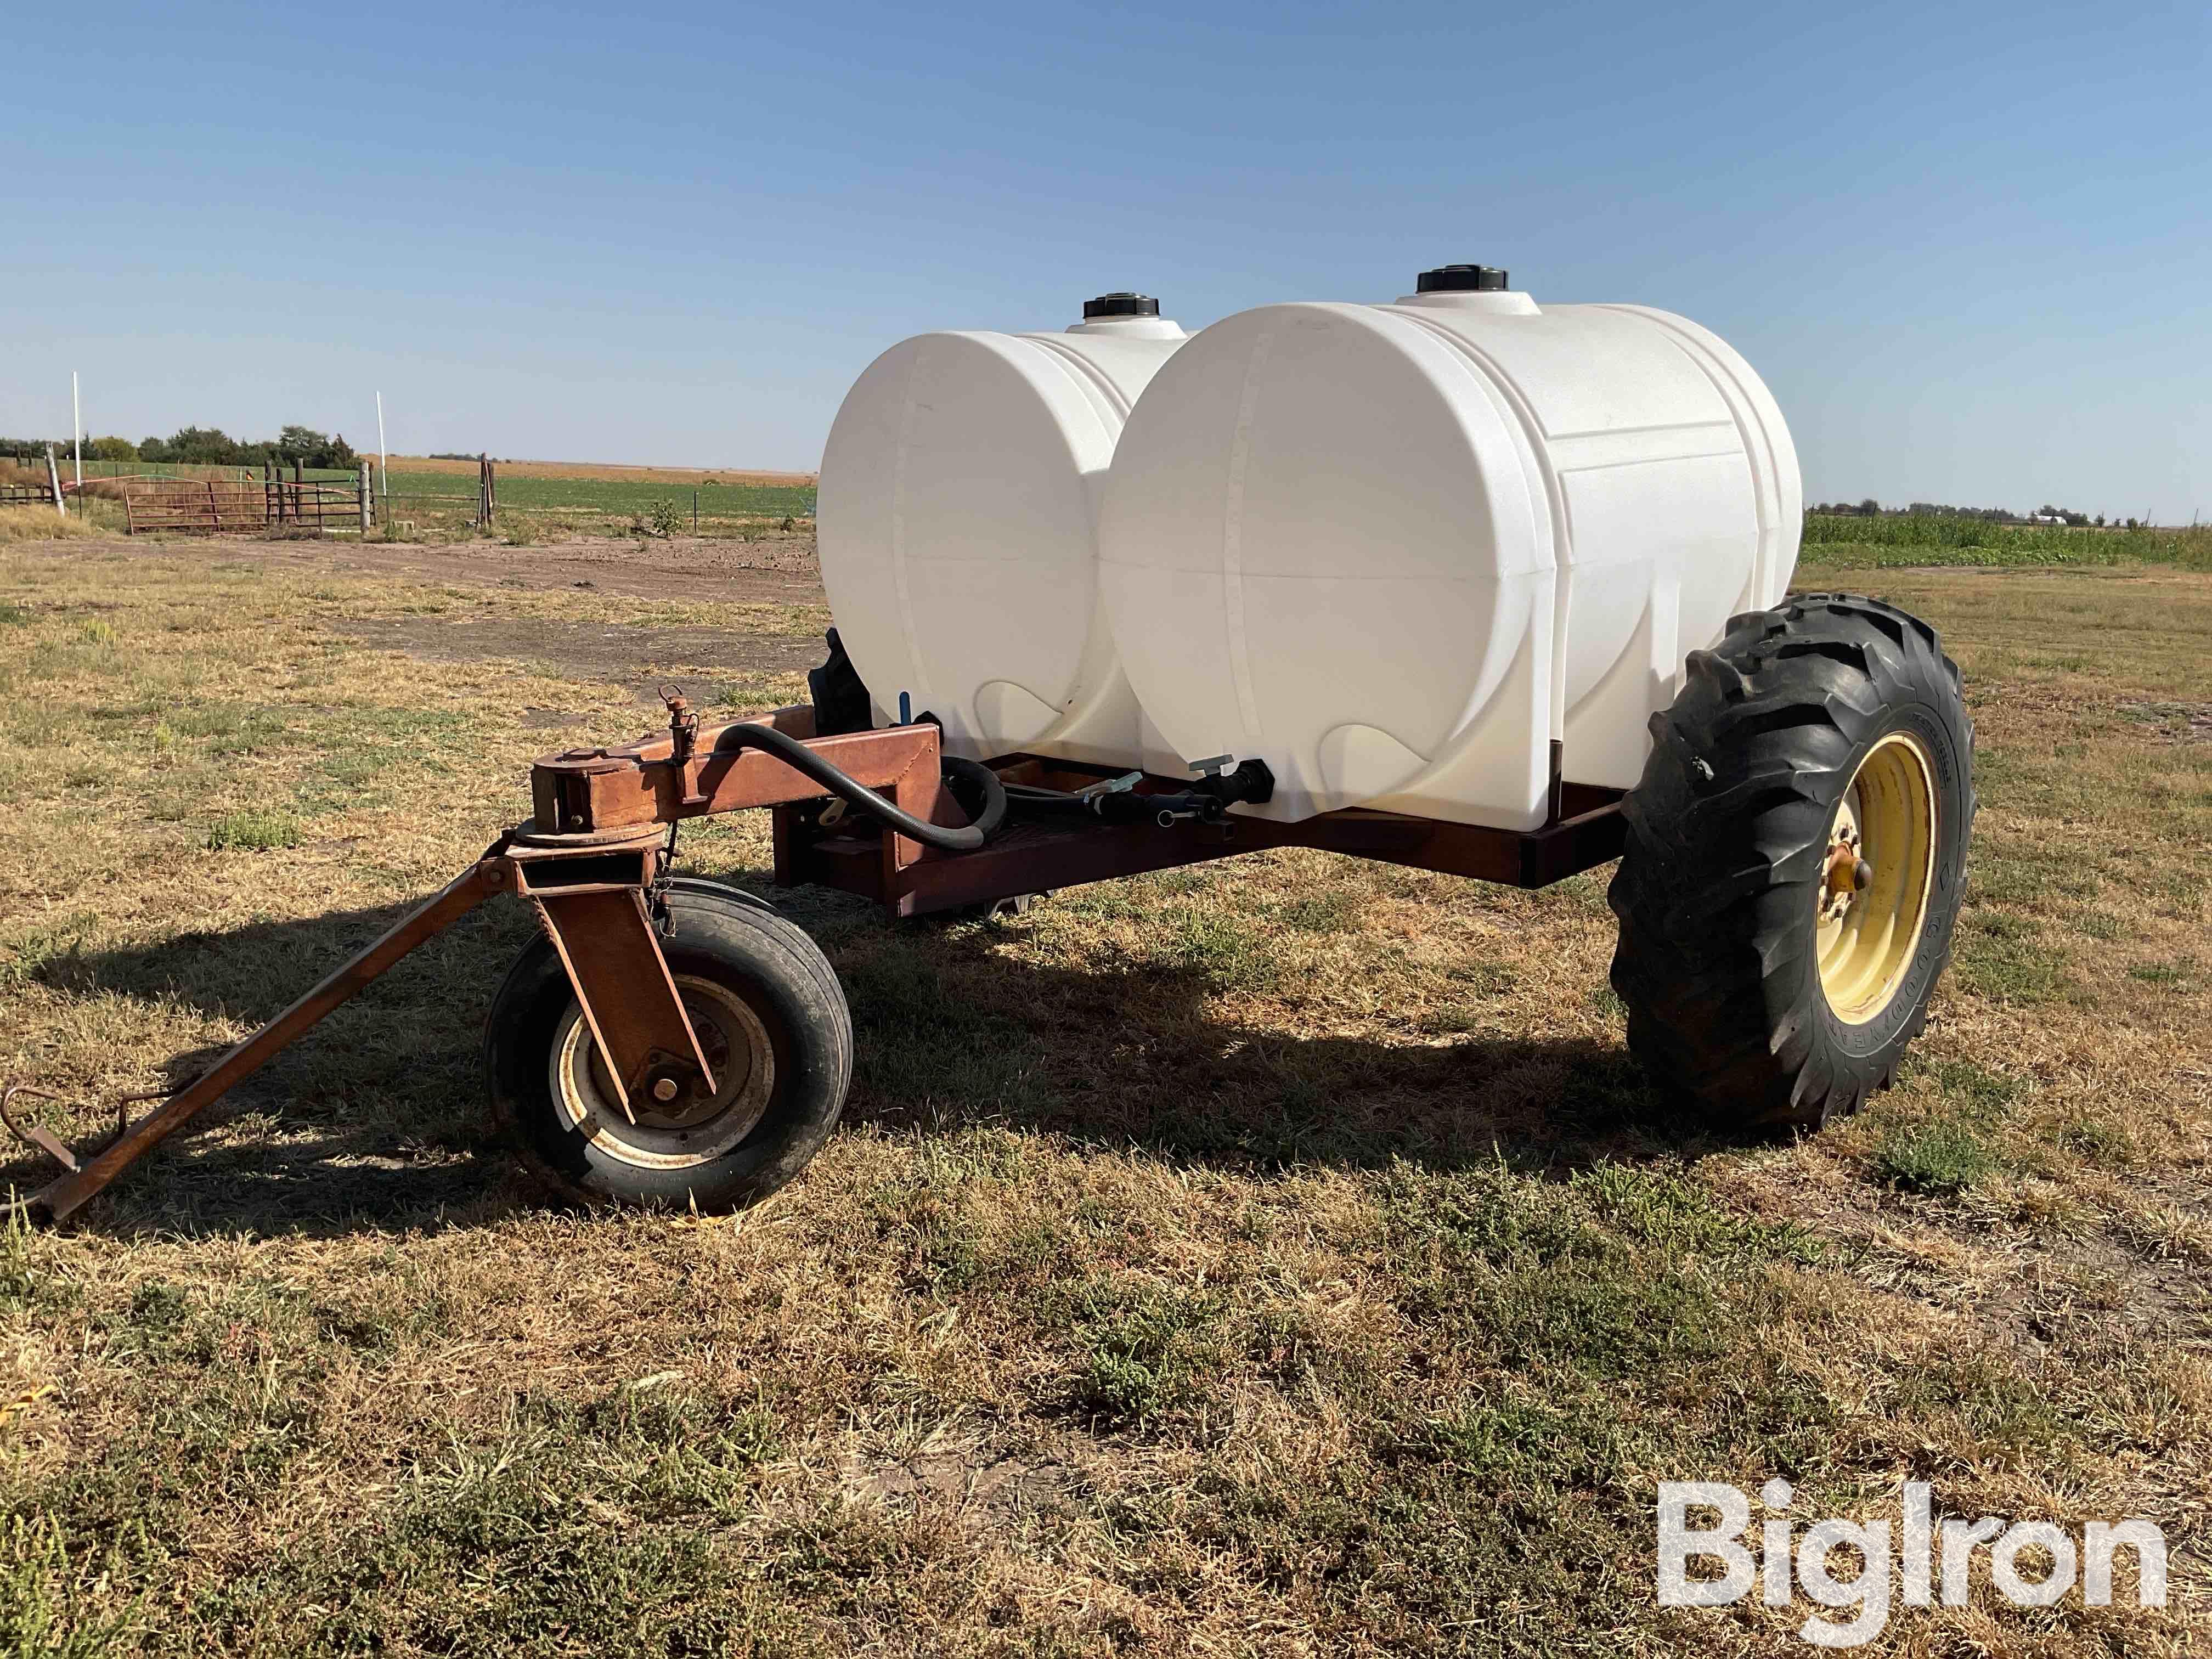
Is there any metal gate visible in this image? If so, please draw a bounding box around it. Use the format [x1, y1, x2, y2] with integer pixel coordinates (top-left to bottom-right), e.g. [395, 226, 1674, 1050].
[120, 470, 368, 535]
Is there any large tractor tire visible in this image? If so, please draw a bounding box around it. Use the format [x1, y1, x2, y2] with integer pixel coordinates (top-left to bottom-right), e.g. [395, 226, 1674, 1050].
[1609, 594, 1975, 1130]
[486, 880, 852, 1210]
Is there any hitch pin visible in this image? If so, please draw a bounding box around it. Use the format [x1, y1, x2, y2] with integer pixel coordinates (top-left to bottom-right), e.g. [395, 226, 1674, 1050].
[659, 686, 708, 808]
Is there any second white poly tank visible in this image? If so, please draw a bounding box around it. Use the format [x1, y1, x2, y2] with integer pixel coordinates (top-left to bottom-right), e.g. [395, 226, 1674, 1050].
[817, 293, 1188, 768]
[1097, 265, 1801, 827]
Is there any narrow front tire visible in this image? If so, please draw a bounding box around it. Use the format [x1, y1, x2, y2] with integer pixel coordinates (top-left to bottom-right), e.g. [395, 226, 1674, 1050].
[485, 882, 852, 1209]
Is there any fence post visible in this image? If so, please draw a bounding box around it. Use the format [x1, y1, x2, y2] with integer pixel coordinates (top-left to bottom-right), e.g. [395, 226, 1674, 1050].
[359, 463, 371, 534]
[45, 445, 64, 515]
[207, 479, 222, 532]
[693, 489, 698, 531]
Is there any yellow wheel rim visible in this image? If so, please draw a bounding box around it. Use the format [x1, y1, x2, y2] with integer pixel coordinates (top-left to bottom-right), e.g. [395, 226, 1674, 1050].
[1816, 731, 1937, 1024]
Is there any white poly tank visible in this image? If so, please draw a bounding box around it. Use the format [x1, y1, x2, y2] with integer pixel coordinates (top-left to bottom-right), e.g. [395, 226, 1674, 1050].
[1097, 266, 1800, 828]
[817, 293, 1188, 768]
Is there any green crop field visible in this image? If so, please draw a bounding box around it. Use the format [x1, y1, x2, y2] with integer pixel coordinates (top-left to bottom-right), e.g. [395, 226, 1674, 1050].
[1804, 513, 2212, 571]
[382, 471, 816, 534]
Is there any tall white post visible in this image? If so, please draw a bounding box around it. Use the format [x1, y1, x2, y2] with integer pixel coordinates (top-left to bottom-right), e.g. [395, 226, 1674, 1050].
[376, 391, 389, 502]
[71, 371, 81, 485]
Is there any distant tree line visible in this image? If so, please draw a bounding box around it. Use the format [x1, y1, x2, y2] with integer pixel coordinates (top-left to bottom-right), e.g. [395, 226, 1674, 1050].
[0, 425, 363, 470]
[1810, 499, 2142, 531]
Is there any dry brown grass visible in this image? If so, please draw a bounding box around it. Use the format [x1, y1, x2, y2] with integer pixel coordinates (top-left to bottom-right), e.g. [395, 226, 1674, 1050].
[0, 509, 106, 545]
[0, 540, 2205, 1654]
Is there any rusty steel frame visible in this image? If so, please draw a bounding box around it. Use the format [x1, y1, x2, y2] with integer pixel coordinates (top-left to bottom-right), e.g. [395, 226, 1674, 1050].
[8, 699, 1627, 1221]
[529, 888, 715, 1118]
[530, 703, 964, 885]
[774, 753, 1626, 918]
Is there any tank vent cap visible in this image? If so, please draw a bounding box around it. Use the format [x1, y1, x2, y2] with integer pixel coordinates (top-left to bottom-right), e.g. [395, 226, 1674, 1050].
[1416, 264, 1509, 293]
[1082, 292, 1160, 319]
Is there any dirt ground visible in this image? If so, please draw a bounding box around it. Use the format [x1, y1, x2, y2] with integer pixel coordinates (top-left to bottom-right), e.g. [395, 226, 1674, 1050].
[164, 529, 834, 705]
[232, 528, 827, 605]
[329, 613, 827, 703]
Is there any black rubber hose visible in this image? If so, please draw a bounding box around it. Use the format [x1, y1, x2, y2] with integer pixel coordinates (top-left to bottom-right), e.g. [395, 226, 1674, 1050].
[710, 723, 1006, 851]
[1002, 783, 1095, 815]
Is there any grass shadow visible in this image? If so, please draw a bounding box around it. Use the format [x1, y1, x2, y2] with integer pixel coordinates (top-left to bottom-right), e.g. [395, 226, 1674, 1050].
[12, 873, 1722, 1238]
[7, 896, 541, 1238]
[807, 894, 1725, 1180]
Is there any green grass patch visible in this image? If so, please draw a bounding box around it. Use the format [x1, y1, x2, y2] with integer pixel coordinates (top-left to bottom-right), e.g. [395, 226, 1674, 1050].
[1585, 983, 1627, 1018]
[1048, 1276, 1227, 1427]
[1273, 891, 1361, 934]
[713, 671, 809, 714]
[1871, 1117, 2000, 1195]
[1953, 911, 2070, 1004]
[2046, 1114, 2137, 1169]
[1918, 1056, 2020, 1120]
[1151, 909, 1279, 991]
[1971, 848, 2100, 907]
[839, 944, 1060, 1115]
[205, 808, 303, 851]
[2126, 957, 2195, 987]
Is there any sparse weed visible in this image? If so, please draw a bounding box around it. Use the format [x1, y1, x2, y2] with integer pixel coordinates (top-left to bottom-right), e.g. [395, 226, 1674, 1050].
[1871, 1116, 2000, 1195]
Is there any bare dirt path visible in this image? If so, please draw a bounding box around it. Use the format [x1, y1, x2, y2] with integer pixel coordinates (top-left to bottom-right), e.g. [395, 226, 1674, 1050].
[133, 529, 828, 608]
[12, 531, 831, 699]
[329, 613, 826, 701]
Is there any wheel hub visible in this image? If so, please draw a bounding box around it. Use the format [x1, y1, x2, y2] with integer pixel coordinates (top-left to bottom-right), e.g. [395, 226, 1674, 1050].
[631, 1052, 727, 1128]
[549, 977, 776, 1167]
[1820, 825, 1875, 923]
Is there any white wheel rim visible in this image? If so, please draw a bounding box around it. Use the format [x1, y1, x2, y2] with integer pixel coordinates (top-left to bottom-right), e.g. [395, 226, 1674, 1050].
[547, 976, 776, 1169]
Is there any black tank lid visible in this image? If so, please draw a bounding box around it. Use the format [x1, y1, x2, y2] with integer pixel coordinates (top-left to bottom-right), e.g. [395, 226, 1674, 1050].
[1417, 264, 1509, 293]
[1082, 292, 1160, 319]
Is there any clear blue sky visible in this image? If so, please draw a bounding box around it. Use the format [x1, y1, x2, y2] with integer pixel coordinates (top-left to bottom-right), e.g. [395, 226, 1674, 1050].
[4, 2, 2205, 520]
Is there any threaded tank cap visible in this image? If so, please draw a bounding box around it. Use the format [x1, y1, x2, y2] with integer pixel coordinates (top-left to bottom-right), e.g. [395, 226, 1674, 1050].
[1417, 264, 1509, 293]
[1082, 292, 1160, 319]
